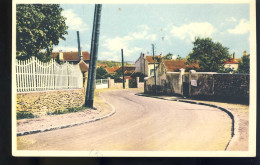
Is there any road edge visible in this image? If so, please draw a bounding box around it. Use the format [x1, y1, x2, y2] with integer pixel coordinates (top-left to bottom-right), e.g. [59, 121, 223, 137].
[136, 93, 240, 151]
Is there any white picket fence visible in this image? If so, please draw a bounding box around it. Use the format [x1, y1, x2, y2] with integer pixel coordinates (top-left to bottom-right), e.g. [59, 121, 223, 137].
[16, 56, 83, 92]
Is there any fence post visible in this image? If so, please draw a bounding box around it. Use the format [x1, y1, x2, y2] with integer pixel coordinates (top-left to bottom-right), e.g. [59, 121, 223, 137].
[189, 70, 196, 97]
[179, 68, 185, 95]
[32, 57, 36, 91]
[136, 77, 140, 88]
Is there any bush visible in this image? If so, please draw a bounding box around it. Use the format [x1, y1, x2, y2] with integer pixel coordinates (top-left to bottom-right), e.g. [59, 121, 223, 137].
[47, 106, 86, 115]
[17, 111, 37, 120]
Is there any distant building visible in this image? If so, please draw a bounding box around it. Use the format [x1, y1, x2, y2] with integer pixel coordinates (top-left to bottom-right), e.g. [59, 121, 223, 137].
[135, 53, 161, 76]
[224, 52, 241, 71]
[51, 51, 90, 73]
[51, 51, 90, 64]
[105, 66, 121, 75]
[117, 66, 136, 75]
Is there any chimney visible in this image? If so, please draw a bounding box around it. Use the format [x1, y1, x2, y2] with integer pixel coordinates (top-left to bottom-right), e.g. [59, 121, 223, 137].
[243, 50, 247, 56]
[232, 52, 235, 60]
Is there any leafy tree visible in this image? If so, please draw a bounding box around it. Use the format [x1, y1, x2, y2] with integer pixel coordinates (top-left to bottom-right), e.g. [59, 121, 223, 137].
[16, 4, 68, 62]
[187, 37, 230, 72]
[112, 69, 123, 82]
[96, 67, 110, 79]
[163, 53, 173, 59]
[176, 55, 182, 60]
[130, 72, 147, 82]
[237, 55, 250, 74]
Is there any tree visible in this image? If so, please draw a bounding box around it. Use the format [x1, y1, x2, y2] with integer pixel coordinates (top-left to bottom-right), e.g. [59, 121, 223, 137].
[96, 67, 110, 79]
[16, 4, 68, 62]
[176, 55, 182, 60]
[163, 53, 173, 59]
[187, 37, 230, 72]
[237, 55, 250, 74]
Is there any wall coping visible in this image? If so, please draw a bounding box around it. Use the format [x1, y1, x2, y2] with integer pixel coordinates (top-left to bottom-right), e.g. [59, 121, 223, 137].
[16, 88, 84, 94]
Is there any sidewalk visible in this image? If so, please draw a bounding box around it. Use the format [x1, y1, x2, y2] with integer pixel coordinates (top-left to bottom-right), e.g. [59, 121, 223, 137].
[17, 91, 115, 136]
[137, 93, 249, 151]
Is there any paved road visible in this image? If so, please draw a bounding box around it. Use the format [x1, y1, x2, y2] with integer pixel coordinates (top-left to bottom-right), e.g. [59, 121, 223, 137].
[17, 89, 232, 151]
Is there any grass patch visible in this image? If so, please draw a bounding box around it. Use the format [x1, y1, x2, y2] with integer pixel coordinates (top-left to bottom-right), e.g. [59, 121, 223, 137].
[17, 111, 37, 120]
[47, 106, 87, 115]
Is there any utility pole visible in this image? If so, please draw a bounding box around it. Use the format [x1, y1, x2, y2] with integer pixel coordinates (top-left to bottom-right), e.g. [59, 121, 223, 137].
[121, 49, 125, 89]
[85, 4, 102, 108]
[77, 31, 81, 61]
[152, 44, 157, 94]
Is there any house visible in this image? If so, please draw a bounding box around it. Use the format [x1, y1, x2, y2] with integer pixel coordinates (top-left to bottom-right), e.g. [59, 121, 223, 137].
[117, 66, 136, 75]
[135, 53, 161, 76]
[51, 51, 90, 64]
[156, 59, 199, 79]
[224, 52, 239, 70]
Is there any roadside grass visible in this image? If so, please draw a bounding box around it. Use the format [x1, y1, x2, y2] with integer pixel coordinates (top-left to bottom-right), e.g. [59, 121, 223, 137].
[17, 111, 37, 120]
[47, 106, 87, 115]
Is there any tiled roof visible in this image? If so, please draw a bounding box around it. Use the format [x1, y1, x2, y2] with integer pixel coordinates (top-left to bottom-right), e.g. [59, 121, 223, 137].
[224, 59, 239, 64]
[106, 66, 120, 74]
[163, 59, 199, 72]
[118, 66, 136, 74]
[51, 51, 90, 61]
[79, 60, 89, 72]
[63, 51, 90, 61]
[145, 56, 161, 63]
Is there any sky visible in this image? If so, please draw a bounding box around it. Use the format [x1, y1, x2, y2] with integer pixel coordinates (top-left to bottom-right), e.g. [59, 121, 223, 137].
[52, 4, 250, 62]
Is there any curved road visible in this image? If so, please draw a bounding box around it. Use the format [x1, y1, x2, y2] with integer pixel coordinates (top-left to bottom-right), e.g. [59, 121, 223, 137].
[17, 89, 232, 151]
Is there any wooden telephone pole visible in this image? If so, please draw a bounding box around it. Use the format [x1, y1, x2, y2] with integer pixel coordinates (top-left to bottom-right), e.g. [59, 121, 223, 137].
[121, 49, 125, 89]
[85, 4, 102, 108]
[152, 44, 157, 94]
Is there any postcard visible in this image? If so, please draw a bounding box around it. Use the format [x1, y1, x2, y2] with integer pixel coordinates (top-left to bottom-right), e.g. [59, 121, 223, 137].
[12, 0, 256, 157]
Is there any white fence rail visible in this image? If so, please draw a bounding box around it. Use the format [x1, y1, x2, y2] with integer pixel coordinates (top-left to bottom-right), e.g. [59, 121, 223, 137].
[16, 56, 83, 92]
[95, 79, 108, 89]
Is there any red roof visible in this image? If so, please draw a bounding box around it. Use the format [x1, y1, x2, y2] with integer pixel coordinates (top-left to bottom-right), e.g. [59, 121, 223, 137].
[62, 51, 90, 61]
[78, 60, 89, 72]
[224, 59, 239, 64]
[117, 66, 136, 74]
[145, 56, 161, 63]
[163, 59, 199, 72]
[51, 51, 90, 61]
[106, 66, 120, 74]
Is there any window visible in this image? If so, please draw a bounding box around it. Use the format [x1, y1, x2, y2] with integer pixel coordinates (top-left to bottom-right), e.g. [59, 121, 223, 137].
[150, 69, 154, 76]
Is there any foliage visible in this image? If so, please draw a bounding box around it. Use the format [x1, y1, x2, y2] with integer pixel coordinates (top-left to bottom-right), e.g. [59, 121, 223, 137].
[237, 55, 250, 74]
[130, 72, 147, 82]
[16, 4, 68, 62]
[112, 69, 123, 82]
[96, 67, 111, 79]
[97, 60, 132, 67]
[17, 111, 37, 120]
[176, 55, 182, 60]
[163, 53, 173, 60]
[47, 106, 86, 115]
[187, 37, 230, 72]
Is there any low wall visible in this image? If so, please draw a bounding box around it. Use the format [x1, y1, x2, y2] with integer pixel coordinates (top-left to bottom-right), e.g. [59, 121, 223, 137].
[16, 88, 85, 117]
[108, 78, 129, 89]
[144, 69, 249, 103]
[190, 73, 249, 102]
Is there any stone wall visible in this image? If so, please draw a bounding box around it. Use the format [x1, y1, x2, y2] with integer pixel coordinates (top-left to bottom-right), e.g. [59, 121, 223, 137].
[144, 69, 249, 103]
[16, 89, 85, 117]
[108, 77, 129, 89]
[189, 72, 249, 102]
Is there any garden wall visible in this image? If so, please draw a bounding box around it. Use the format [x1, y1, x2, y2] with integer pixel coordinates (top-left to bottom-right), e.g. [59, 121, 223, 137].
[16, 88, 85, 117]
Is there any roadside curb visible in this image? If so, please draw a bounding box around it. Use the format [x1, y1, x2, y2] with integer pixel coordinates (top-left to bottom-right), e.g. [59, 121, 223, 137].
[136, 93, 240, 151]
[17, 93, 116, 137]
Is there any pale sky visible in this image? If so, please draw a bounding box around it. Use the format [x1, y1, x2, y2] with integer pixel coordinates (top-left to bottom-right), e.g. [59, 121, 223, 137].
[53, 4, 250, 62]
